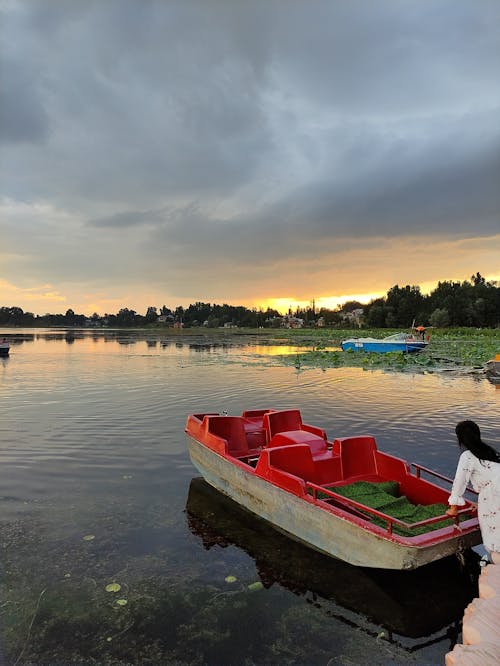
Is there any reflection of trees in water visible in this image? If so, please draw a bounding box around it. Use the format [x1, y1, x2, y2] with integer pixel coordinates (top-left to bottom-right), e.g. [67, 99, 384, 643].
[188, 343, 233, 352]
[0, 330, 248, 350]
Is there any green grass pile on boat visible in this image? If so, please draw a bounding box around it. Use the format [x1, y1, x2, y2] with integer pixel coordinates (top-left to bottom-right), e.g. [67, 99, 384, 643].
[321, 481, 455, 537]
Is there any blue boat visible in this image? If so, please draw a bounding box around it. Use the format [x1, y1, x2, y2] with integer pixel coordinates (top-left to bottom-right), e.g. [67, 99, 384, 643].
[341, 333, 428, 354]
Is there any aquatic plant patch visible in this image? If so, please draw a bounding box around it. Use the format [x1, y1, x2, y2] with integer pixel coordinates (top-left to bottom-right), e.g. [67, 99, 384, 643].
[277, 327, 499, 374]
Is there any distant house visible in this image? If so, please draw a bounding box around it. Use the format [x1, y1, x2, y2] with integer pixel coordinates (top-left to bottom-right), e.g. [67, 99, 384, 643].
[342, 308, 364, 327]
[281, 315, 304, 329]
[158, 314, 174, 324]
[173, 321, 184, 329]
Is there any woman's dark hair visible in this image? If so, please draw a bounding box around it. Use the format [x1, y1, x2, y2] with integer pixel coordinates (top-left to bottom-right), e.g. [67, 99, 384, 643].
[455, 420, 500, 463]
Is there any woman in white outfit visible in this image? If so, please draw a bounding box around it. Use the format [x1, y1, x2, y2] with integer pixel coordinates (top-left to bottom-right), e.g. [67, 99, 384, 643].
[446, 420, 500, 564]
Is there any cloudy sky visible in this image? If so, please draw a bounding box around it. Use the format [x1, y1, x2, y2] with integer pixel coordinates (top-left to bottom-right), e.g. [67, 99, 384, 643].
[1, 0, 499, 316]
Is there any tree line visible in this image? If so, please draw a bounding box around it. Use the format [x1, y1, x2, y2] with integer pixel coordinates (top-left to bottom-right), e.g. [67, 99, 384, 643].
[0, 273, 498, 329]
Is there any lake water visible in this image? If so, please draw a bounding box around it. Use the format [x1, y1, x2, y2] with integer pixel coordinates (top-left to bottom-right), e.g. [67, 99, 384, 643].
[0, 329, 498, 665]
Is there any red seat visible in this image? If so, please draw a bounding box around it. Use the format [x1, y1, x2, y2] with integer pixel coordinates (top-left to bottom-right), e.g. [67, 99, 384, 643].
[204, 416, 249, 458]
[241, 411, 270, 449]
[267, 430, 329, 460]
[261, 444, 316, 483]
[256, 444, 341, 487]
[263, 409, 303, 439]
[333, 436, 378, 480]
[263, 409, 327, 443]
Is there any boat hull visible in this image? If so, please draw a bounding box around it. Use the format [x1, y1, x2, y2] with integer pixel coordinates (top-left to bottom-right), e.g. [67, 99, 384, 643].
[341, 340, 427, 353]
[187, 436, 480, 570]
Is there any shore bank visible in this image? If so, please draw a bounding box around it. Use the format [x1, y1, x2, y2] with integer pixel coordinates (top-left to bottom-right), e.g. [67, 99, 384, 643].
[446, 563, 500, 664]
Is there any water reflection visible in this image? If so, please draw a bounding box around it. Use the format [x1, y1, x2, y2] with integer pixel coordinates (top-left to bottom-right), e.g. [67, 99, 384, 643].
[188, 342, 233, 352]
[251, 344, 341, 355]
[186, 478, 480, 649]
[0, 330, 496, 664]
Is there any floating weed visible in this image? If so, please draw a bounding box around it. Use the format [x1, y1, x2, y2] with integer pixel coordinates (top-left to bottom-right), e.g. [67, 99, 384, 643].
[114, 599, 128, 607]
[247, 582, 264, 592]
[276, 328, 499, 375]
[105, 583, 121, 593]
[224, 575, 237, 583]
[82, 535, 95, 541]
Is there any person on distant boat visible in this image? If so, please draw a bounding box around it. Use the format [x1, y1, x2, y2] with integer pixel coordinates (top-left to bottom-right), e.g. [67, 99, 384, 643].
[415, 326, 426, 341]
[446, 420, 500, 564]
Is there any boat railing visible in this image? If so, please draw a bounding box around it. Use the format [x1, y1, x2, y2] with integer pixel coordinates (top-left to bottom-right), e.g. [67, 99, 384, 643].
[411, 463, 479, 496]
[307, 482, 474, 536]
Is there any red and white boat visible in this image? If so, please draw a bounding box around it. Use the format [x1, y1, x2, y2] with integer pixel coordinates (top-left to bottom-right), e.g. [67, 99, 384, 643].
[185, 408, 480, 570]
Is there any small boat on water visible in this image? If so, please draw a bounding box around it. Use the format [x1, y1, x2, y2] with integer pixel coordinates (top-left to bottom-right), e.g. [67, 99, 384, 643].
[0, 338, 10, 356]
[341, 332, 429, 353]
[185, 408, 480, 570]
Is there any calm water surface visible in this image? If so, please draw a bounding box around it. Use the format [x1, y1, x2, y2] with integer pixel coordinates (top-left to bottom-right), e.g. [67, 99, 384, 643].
[0, 329, 498, 665]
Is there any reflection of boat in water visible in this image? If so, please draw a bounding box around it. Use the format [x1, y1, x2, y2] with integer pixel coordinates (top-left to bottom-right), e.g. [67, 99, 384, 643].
[186, 477, 480, 645]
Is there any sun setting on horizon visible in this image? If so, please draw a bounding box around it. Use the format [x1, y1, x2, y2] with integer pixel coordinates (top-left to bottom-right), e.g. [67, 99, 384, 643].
[256, 292, 387, 314]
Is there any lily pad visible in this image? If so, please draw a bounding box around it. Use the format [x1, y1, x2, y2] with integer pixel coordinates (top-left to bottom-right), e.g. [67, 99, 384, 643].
[115, 598, 128, 606]
[82, 534, 95, 541]
[105, 582, 121, 593]
[224, 575, 237, 583]
[247, 581, 264, 592]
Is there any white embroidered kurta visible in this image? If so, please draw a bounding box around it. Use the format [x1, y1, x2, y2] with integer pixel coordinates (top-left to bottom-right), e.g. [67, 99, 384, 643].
[448, 450, 500, 553]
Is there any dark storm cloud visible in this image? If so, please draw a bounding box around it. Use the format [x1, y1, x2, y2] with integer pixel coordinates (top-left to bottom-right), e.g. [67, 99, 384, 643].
[0, 56, 49, 144]
[276, 118, 500, 238]
[1, 0, 499, 301]
[90, 209, 169, 229]
[88, 109, 500, 267]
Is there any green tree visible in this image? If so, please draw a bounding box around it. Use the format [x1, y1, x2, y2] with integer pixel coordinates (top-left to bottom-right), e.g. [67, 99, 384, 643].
[429, 308, 450, 327]
[116, 308, 138, 326]
[144, 306, 158, 324]
[386, 285, 425, 327]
